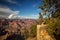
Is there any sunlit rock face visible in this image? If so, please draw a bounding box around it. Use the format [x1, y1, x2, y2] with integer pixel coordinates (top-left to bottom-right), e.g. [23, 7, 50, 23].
[37, 24, 55, 40]
[5, 19, 37, 34]
[6, 20, 20, 34]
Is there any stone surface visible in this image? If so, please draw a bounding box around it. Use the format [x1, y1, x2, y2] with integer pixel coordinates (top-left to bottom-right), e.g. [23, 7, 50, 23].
[37, 24, 55, 40]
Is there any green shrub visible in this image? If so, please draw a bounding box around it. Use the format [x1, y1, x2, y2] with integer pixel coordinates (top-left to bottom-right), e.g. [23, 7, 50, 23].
[29, 25, 37, 37]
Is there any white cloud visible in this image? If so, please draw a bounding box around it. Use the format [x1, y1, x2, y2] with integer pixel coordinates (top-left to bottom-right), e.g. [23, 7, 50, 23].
[0, 6, 20, 18]
[0, 5, 38, 19]
[6, 0, 17, 4]
[18, 14, 39, 19]
[0, 6, 38, 19]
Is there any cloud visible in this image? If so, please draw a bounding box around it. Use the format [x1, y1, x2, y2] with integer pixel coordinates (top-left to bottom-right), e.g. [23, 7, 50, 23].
[30, 14, 39, 19]
[0, 5, 20, 18]
[18, 14, 39, 19]
[6, 0, 17, 4]
[0, 5, 38, 19]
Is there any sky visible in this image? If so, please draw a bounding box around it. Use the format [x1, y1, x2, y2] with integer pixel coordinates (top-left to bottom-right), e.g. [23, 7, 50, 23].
[0, 0, 43, 19]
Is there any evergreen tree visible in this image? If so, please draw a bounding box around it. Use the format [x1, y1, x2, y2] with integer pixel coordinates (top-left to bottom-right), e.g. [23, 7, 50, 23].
[38, 13, 43, 24]
[39, 0, 60, 40]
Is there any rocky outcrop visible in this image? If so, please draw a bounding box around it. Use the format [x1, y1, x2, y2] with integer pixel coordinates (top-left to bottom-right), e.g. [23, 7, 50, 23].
[37, 24, 56, 40]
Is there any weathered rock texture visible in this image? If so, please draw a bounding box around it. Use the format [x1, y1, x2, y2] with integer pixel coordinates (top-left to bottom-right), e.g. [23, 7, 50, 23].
[37, 24, 55, 40]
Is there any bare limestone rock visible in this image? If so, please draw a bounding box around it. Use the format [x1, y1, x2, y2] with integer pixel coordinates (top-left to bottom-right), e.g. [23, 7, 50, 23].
[37, 23, 55, 40]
